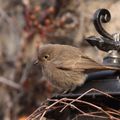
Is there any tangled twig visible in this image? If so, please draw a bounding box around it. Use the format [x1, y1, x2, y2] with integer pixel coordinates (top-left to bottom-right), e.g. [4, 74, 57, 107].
[26, 88, 120, 120]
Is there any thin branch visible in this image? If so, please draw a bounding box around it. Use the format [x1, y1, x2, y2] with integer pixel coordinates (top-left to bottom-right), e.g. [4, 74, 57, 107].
[60, 88, 113, 112]
[72, 114, 109, 120]
[0, 77, 21, 90]
[26, 105, 47, 120]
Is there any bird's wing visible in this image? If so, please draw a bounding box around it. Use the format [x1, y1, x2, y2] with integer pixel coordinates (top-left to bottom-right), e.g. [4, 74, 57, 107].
[52, 54, 119, 72]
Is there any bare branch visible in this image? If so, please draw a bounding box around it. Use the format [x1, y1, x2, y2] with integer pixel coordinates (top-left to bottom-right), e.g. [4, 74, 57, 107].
[0, 77, 21, 90]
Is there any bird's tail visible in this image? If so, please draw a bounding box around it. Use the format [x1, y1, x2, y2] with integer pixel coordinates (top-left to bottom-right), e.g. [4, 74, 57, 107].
[84, 65, 120, 73]
[81, 55, 120, 72]
[101, 65, 120, 70]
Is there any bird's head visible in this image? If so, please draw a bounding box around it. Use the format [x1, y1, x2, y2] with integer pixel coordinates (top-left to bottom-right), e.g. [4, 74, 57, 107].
[37, 44, 58, 64]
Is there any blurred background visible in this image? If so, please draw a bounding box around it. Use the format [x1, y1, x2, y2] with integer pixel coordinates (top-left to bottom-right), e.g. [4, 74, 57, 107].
[0, 0, 120, 119]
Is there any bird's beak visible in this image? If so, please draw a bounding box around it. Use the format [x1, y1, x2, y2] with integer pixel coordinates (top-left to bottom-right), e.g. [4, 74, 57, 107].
[34, 59, 39, 65]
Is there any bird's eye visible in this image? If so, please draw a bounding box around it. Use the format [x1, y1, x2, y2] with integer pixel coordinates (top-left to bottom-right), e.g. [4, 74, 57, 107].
[44, 54, 49, 59]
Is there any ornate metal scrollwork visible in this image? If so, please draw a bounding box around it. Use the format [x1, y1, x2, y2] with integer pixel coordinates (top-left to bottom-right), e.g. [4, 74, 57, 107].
[86, 8, 120, 67]
[93, 8, 113, 40]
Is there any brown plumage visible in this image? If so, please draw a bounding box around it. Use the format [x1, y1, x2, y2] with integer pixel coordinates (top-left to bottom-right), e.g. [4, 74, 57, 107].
[37, 44, 119, 92]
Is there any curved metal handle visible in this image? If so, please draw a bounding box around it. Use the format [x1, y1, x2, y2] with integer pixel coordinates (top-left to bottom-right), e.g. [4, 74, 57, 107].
[93, 8, 113, 40]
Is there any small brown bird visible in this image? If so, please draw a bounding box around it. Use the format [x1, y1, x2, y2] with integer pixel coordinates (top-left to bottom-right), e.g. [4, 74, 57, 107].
[37, 44, 119, 92]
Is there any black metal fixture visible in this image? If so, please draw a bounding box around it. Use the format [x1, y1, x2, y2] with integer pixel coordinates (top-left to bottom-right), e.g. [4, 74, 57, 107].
[86, 8, 120, 67]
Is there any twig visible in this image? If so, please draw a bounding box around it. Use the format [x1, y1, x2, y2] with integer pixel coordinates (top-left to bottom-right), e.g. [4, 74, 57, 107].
[49, 99, 110, 120]
[49, 98, 85, 114]
[38, 111, 46, 120]
[26, 105, 47, 120]
[26, 88, 120, 120]
[46, 98, 67, 110]
[72, 114, 109, 120]
[48, 98, 114, 120]
[60, 88, 113, 112]
[62, 98, 115, 120]
[0, 77, 21, 90]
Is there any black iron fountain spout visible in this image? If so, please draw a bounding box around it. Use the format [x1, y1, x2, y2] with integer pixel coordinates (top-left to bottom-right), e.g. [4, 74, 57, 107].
[86, 8, 120, 67]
